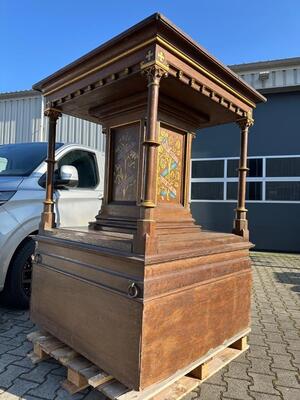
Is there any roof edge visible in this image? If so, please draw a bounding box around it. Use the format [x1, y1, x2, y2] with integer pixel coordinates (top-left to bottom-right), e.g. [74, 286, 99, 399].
[0, 89, 40, 100]
[33, 13, 160, 91]
[32, 12, 265, 104]
[230, 56, 300, 72]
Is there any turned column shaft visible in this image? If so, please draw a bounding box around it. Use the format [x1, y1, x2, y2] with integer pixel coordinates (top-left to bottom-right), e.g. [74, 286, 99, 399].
[233, 117, 253, 239]
[237, 124, 249, 220]
[143, 74, 160, 206]
[41, 108, 61, 230]
[140, 65, 168, 208]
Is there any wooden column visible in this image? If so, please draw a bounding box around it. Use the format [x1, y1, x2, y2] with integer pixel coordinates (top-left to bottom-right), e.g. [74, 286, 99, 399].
[40, 107, 61, 230]
[233, 117, 254, 240]
[141, 65, 167, 208]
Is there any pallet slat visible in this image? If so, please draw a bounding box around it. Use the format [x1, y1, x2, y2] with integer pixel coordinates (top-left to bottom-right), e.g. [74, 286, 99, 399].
[151, 376, 199, 400]
[39, 338, 65, 353]
[189, 346, 248, 382]
[106, 329, 250, 400]
[27, 329, 249, 400]
[81, 366, 100, 380]
[27, 331, 46, 342]
[65, 356, 92, 371]
[100, 380, 130, 399]
[51, 346, 78, 364]
[88, 370, 114, 387]
[62, 379, 89, 395]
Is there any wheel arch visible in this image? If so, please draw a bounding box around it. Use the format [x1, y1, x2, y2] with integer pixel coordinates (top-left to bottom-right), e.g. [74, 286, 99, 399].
[5, 229, 38, 278]
[0, 222, 39, 291]
[1, 230, 37, 308]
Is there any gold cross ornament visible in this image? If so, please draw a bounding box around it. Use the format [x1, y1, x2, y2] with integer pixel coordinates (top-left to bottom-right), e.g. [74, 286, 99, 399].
[158, 51, 165, 63]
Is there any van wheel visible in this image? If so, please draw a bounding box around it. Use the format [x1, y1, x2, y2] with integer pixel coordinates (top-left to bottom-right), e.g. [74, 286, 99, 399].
[1, 238, 35, 309]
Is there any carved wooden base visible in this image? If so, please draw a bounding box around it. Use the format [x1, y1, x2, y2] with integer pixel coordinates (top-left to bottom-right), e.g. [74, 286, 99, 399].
[31, 229, 252, 390]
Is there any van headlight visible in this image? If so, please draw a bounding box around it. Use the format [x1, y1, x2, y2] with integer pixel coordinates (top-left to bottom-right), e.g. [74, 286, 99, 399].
[0, 191, 16, 205]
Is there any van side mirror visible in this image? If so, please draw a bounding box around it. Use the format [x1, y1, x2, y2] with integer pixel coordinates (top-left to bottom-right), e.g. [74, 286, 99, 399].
[55, 165, 79, 188]
[38, 165, 79, 189]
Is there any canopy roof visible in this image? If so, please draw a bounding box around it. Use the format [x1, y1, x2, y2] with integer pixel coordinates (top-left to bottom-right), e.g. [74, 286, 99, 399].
[33, 13, 266, 128]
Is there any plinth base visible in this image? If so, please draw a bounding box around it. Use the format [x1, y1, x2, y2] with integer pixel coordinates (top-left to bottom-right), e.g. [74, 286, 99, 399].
[31, 228, 252, 390]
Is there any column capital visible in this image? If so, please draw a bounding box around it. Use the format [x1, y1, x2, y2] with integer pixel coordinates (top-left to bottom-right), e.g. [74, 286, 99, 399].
[44, 107, 62, 120]
[236, 115, 254, 130]
[141, 64, 169, 86]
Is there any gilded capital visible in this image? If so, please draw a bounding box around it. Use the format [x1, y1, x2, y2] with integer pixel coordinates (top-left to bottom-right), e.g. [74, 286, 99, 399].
[237, 116, 254, 130]
[142, 65, 168, 87]
[44, 107, 62, 120]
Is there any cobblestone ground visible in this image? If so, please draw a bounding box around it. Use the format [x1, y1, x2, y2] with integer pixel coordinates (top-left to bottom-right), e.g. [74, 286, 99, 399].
[0, 252, 299, 400]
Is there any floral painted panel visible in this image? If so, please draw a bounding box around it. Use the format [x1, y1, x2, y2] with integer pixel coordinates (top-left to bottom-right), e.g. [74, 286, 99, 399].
[157, 127, 184, 203]
[112, 123, 139, 202]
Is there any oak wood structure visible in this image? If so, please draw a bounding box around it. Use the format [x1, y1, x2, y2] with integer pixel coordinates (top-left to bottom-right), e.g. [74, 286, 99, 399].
[31, 13, 266, 392]
[27, 329, 249, 399]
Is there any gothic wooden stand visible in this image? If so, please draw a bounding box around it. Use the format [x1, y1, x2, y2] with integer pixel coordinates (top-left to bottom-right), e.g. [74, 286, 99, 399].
[30, 13, 265, 392]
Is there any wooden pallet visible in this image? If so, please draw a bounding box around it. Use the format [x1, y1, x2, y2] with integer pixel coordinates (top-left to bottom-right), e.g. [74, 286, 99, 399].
[27, 329, 249, 399]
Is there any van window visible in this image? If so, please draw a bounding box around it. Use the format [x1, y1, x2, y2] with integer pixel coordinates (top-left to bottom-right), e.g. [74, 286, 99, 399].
[57, 150, 98, 188]
[0, 142, 63, 176]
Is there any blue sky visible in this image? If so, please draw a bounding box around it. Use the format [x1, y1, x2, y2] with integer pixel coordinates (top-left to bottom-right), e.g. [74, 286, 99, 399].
[1, 0, 300, 92]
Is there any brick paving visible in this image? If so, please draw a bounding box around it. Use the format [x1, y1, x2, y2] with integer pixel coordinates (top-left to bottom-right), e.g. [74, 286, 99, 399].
[0, 252, 299, 400]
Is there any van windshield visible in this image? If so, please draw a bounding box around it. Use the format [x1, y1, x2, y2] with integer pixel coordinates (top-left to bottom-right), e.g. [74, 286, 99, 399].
[0, 142, 63, 176]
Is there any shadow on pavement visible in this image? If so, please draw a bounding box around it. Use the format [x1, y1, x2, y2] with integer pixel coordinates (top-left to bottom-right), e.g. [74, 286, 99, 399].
[274, 271, 300, 295]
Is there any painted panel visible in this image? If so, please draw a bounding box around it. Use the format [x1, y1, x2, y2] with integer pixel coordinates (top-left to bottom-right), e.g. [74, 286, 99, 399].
[111, 123, 140, 202]
[157, 126, 185, 204]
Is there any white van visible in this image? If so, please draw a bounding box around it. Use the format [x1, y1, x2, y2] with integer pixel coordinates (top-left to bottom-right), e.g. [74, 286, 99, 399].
[0, 142, 104, 308]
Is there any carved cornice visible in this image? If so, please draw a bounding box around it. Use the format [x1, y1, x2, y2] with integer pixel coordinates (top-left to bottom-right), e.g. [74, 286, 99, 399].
[48, 49, 254, 122]
[42, 37, 158, 97]
[39, 34, 260, 109]
[156, 36, 258, 108]
[52, 65, 136, 110]
[167, 64, 250, 119]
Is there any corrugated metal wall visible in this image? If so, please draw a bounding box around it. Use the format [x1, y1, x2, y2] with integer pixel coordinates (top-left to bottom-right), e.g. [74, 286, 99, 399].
[230, 58, 300, 91]
[0, 94, 41, 144]
[238, 67, 300, 90]
[48, 114, 105, 151]
[0, 91, 105, 152]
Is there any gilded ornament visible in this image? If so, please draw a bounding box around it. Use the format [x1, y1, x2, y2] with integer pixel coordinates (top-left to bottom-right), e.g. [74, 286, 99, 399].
[157, 51, 165, 63]
[157, 128, 183, 202]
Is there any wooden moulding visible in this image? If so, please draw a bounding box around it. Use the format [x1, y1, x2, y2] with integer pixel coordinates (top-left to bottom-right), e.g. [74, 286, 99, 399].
[27, 329, 249, 400]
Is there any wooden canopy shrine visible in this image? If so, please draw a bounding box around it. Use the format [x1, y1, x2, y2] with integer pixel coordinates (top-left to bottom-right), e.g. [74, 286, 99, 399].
[31, 13, 266, 392]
